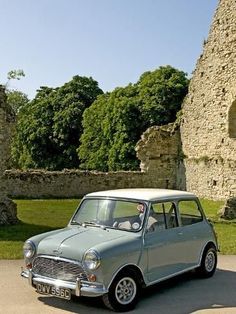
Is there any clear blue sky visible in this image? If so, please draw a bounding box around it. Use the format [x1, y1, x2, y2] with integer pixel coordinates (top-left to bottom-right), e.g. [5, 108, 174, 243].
[0, 0, 218, 99]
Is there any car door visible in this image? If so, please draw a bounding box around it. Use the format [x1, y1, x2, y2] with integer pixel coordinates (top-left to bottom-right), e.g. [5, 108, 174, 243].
[144, 201, 189, 283]
[175, 199, 206, 267]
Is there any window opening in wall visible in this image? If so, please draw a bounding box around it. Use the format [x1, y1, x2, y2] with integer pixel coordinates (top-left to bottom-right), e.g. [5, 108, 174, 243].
[228, 100, 236, 138]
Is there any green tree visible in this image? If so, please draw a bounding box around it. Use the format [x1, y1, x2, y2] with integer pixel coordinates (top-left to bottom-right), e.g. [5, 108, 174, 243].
[106, 85, 142, 171]
[79, 66, 189, 171]
[6, 90, 29, 114]
[0, 69, 27, 113]
[79, 85, 142, 171]
[79, 93, 110, 171]
[11, 76, 103, 170]
[138, 65, 189, 128]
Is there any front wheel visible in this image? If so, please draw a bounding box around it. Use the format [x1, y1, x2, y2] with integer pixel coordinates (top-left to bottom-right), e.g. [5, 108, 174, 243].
[197, 245, 217, 278]
[102, 270, 140, 312]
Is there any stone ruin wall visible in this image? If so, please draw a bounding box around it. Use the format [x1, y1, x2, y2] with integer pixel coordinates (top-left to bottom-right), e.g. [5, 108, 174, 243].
[4, 124, 182, 199]
[183, 158, 236, 200]
[134, 1, 236, 207]
[4, 119, 183, 200]
[5, 170, 164, 199]
[135, 123, 185, 191]
[180, 0, 236, 202]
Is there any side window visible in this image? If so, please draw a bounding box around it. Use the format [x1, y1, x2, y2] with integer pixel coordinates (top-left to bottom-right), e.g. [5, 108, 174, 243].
[148, 202, 178, 232]
[178, 200, 203, 226]
[113, 201, 143, 219]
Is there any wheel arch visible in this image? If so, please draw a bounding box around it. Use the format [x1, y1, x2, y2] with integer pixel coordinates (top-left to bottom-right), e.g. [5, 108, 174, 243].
[108, 264, 146, 290]
[199, 241, 217, 265]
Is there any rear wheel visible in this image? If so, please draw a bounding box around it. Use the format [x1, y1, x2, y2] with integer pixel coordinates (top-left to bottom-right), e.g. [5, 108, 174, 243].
[102, 270, 140, 312]
[197, 245, 217, 278]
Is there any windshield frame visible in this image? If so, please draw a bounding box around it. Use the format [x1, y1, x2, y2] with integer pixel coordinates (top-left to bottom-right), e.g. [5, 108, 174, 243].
[70, 196, 149, 233]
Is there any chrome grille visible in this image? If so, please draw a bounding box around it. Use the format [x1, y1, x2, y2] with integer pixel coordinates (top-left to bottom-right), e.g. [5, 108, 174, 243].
[32, 256, 88, 282]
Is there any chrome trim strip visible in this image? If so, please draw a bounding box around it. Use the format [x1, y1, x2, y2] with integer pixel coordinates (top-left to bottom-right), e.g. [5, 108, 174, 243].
[21, 270, 107, 297]
[145, 265, 199, 287]
[34, 254, 82, 266]
[33, 276, 77, 290]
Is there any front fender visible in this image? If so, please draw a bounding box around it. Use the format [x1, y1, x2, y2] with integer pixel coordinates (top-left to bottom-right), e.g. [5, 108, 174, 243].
[93, 235, 143, 288]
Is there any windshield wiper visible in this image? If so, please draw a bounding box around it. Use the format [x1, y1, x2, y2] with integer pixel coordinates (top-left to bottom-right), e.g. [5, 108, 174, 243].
[82, 221, 100, 227]
[70, 221, 82, 226]
[82, 221, 107, 230]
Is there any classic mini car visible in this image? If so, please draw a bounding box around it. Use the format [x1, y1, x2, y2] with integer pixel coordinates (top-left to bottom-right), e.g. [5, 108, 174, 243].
[21, 189, 218, 312]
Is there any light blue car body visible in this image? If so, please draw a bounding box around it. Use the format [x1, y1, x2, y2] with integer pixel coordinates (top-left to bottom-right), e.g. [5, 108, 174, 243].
[21, 189, 218, 299]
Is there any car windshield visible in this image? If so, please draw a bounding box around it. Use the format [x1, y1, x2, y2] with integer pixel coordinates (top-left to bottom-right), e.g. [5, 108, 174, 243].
[71, 198, 147, 232]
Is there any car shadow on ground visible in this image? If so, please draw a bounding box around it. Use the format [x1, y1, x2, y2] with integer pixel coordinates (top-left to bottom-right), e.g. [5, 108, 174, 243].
[38, 268, 236, 314]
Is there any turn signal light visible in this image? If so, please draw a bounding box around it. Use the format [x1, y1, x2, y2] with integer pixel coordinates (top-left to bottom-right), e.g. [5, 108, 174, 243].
[26, 263, 32, 269]
[88, 274, 96, 282]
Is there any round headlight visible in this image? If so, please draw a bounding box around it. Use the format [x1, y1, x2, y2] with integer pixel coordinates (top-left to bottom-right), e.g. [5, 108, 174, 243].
[23, 240, 36, 259]
[83, 250, 100, 270]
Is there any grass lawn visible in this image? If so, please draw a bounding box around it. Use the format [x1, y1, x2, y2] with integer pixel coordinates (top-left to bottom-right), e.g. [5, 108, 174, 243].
[200, 199, 236, 255]
[0, 199, 79, 259]
[0, 198, 235, 259]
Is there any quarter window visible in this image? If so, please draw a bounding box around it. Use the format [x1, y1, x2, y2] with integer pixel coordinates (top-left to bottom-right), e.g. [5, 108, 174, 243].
[178, 200, 203, 226]
[148, 202, 178, 232]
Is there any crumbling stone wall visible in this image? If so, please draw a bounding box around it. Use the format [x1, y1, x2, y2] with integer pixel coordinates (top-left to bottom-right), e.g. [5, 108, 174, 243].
[0, 86, 18, 224]
[136, 123, 185, 190]
[5, 169, 163, 199]
[180, 0, 236, 217]
[183, 158, 236, 200]
[134, 0, 236, 218]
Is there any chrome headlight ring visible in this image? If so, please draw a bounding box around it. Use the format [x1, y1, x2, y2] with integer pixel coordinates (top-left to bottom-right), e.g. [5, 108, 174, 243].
[23, 240, 36, 259]
[83, 249, 101, 270]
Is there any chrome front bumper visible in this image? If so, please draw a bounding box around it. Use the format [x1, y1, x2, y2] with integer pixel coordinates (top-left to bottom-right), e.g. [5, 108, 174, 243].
[21, 269, 108, 297]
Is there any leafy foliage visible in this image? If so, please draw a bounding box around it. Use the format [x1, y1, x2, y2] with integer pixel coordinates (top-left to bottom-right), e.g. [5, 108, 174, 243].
[11, 76, 103, 170]
[7, 69, 25, 81]
[11, 66, 188, 171]
[79, 85, 142, 171]
[137, 65, 189, 128]
[79, 66, 189, 171]
[6, 90, 29, 114]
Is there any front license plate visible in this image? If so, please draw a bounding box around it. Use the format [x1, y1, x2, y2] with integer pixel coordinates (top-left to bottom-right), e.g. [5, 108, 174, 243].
[36, 283, 71, 300]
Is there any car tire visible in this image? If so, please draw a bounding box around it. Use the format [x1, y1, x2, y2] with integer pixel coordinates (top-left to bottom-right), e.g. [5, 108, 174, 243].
[197, 245, 217, 278]
[102, 270, 140, 312]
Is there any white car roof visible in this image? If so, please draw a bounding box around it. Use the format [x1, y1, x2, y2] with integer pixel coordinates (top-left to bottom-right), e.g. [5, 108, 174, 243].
[85, 188, 196, 202]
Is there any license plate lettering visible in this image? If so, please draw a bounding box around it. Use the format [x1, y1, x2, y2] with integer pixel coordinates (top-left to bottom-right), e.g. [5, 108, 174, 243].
[36, 283, 71, 300]
[37, 284, 50, 294]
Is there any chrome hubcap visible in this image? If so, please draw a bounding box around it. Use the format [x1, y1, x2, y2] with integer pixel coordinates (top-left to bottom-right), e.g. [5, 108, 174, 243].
[205, 250, 215, 272]
[115, 277, 137, 305]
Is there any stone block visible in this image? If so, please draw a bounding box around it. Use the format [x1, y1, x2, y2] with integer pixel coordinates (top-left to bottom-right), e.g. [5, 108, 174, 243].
[0, 198, 18, 225]
[219, 197, 236, 219]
